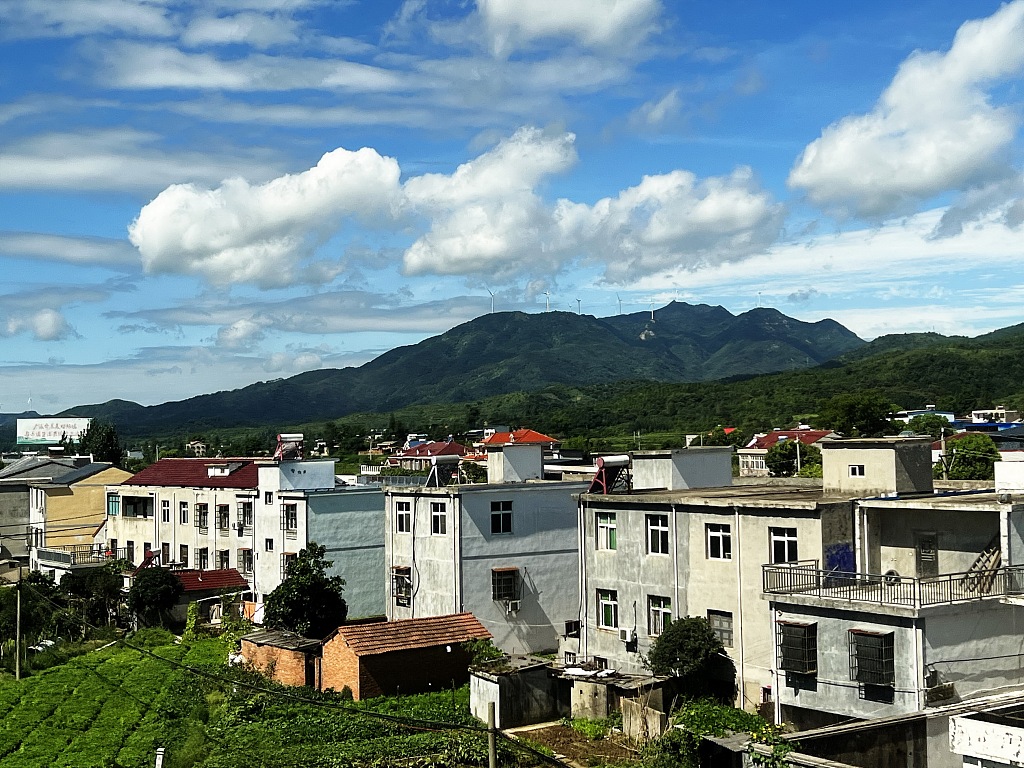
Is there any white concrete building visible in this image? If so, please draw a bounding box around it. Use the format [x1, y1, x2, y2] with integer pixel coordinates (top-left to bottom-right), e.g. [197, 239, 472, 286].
[383, 443, 586, 654]
[105, 455, 385, 613]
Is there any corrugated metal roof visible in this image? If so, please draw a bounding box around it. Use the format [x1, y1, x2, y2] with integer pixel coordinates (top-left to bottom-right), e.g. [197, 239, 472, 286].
[329, 613, 490, 657]
[122, 458, 260, 489]
[242, 628, 320, 652]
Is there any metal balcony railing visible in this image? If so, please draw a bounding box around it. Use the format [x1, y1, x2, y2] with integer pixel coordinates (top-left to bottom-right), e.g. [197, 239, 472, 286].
[35, 545, 130, 568]
[763, 561, 1024, 609]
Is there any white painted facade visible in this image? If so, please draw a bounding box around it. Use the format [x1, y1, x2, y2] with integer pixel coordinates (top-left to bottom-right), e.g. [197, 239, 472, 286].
[383, 471, 586, 655]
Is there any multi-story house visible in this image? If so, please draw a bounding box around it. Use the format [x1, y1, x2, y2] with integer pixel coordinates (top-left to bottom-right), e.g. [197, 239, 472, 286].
[28, 461, 132, 580]
[571, 445, 861, 712]
[765, 439, 1024, 740]
[384, 442, 587, 654]
[105, 446, 385, 613]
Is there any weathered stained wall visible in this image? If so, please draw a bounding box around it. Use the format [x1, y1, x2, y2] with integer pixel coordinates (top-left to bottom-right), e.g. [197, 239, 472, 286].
[241, 640, 315, 688]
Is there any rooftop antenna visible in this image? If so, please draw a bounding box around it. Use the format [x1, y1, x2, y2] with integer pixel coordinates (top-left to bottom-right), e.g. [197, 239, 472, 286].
[544, 291, 551, 312]
[575, 298, 581, 315]
[616, 294, 622, 315]
[486, 288, 494, 314]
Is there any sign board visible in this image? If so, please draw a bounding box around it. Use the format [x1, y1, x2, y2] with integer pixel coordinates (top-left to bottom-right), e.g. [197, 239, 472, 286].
[16, 418, 91, 445]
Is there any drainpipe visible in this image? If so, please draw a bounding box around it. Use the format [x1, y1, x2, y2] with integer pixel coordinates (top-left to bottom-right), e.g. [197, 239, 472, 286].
[734, 504, 746, 709]
[578, 495, 587, 661]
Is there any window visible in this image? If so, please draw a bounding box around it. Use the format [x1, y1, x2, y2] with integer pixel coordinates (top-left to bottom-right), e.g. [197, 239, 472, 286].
[431, 502, 447, 535]
[778, 622, 817, 675]
[849, 464, 866, 477]
[161, 500, 170, 523]
[596, 512, 617, 550]
[108, 538, 118, 556]
[126, 540, 135, 563]
[594, 656, 608, 671]
[392, 566, 412, 606]
[491, 501, 513, 535]
[396, 501, 411, 533]
[124, 497, 152, 518]
[264, 491, 273, 505]
[197, 547, 208, 570]
[281, 553, 297, 580]
[194, 503, 209, 530]
[237, 500, 254, 528]
[564, 651, 577, 665]
[646, 514, 669, 554]
[161, 543, 170, 564]
[850, 630, 895, 686]
[143, 542, 152, 559]
[106, 494, 120, 516]
[179, 501, 188, 524]
[707, 523, 732, 560]
[597, 589, 618, 629]
[265, 538, 274, 552]
[217, 504, 230, 531]
[491, 568, 520, 601]
[217, 549, 230, 569]
[648, 596, 672, 636]
[179, 544, 188, 565]
[280, 503, 298, 533]
[708, 610, 734, 648]
[769, 527, 798, 564]
[238, 549, 253, 574]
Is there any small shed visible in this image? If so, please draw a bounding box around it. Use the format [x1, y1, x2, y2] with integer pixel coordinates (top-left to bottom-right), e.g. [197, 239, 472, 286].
[321, 613, 491, 700]
[173, 568, 250, 622]
[241, 628, 321, 688]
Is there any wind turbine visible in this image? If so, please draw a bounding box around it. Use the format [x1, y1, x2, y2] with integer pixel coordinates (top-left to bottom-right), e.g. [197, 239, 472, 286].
[575, 298, 581, 315]
[648, 299, 655, 321]
[486, 288, 494, 314]
[616, 294, 623, 315]
[544, 291, 551, 312]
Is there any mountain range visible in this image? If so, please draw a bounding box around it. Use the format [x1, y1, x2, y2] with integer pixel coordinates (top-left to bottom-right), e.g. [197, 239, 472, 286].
[50, 302, 864, 437]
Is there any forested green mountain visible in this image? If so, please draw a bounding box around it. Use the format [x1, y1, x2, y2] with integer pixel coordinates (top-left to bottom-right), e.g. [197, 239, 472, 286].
[56, 303, 863, 437]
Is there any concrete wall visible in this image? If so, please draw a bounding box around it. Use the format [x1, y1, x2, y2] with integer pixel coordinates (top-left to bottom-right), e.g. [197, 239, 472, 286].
[470, 666, 565, 728]
[822, 440, 933, 497]
[384, 481, 583, 654]
[996, 462, 1024, 492]
[267, 460, 336, 492]
[488, 444, 543, 483]
[772, 601, 921, 721]
[307, 487, 385, 619]
[45, 467, 131, 548]
[0, 486, 29, 559]
[865, 504, 999, 577]
[631, 448, 732, 491]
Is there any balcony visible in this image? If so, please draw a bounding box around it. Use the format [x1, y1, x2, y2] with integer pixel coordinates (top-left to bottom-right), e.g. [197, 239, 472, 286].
[763, 561, 1024, 610]
[35, 544, 130, 569]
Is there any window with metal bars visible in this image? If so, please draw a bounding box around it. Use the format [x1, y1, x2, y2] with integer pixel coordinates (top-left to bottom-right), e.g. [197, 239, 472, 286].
[491, 568, 520, 601]
[850, 630, 895, 686]
[392, 566, 412, 606]
[777, 622, 817, 674]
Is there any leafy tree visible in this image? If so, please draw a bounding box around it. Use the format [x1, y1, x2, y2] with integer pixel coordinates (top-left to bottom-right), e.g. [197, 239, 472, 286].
[0, 572, 67, 642]
[945, 433, 1001, 480]
[127, 568, 183, 627]
[818, 391, 895, 437]
[906, 413, 953, 439]
[60, 561, 124, 629]
[765, 441, 821, 478]
[77, 419, 123, 466]
[646, 616, 736, 701]
[263, 543, 347, 638]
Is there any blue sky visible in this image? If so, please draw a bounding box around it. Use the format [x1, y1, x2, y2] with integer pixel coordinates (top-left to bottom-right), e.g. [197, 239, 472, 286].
[2, 0, 1024, 414]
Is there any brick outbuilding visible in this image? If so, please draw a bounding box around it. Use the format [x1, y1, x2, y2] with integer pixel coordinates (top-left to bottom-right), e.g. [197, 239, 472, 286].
[241, 628, 321, 688]
[321, 613, 491, 700]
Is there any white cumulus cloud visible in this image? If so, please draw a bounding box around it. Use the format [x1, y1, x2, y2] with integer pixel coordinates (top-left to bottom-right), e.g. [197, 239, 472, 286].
[128, 146, 402, 288]
[789, 0, 1024, 219]
[475, 0, 661, 57]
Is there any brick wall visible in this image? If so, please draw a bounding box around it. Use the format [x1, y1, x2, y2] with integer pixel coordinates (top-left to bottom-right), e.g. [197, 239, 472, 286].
[241, 639, 310, 687]
[321, 634, 362, 698]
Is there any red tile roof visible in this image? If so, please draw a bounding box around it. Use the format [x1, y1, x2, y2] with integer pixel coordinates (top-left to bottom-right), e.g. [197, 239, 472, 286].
[327, 613, 490, 656]
[174, 568, 250, 592]
[396, 441, 468, 458]
[482, 429, 559, 446]
[747, 430, 834, 450]
[122, 458, 260, 489]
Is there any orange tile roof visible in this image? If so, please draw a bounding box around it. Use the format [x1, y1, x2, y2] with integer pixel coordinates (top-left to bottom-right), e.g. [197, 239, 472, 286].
[328, 613, 490, 657]
[747, 430, 833, 450]
[175, 568, 250, 592]
[482, 429, 559, 446]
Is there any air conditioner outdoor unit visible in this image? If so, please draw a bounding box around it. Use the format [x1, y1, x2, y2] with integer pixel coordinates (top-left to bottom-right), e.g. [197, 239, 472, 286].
[506, 600, 521, 614]
[619, 629, 630, 643]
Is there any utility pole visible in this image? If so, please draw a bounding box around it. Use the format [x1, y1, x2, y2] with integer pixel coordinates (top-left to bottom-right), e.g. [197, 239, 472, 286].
[796, 441, 801, 474]
[487, 701, 497, 768]
[940, 429, 949, 480]
[15, 577, 21, 680]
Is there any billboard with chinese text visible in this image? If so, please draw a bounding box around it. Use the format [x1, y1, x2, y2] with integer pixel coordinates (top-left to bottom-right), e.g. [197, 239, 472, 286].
[16, 418, 91, 445]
